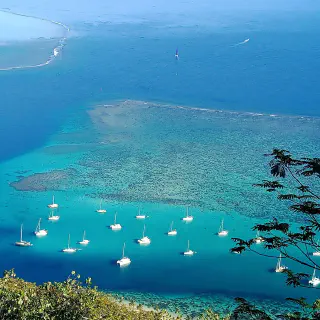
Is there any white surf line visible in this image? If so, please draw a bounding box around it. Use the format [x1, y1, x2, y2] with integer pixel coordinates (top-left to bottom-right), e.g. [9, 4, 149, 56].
[0, 9, 70, 71]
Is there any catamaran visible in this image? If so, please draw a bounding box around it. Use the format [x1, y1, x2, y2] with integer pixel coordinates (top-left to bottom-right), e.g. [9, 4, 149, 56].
[48, 195, 58, 208]
[117, 243, 131, 267]
[309, 267, 320, 286]
[62, 234, 77, 253]
[138, 225, 151, 245]
[135, 208, 146, 219]
[15, 224, 32, 247]
[34, 218, 48, 236]
[78, 231, 89, 245]
[182, 207, 193, 222]
[254, 230, 264, 244]
[312, 240, 320, 256]
[275, 253, 288, 273]
[167, 221, 177, 236]
[183, 240, 194, 256]
[110, 212, 122, 230]
[96, 199, 106, 213]
[218, 219, 228, 236]
[48, 210, 60, 221]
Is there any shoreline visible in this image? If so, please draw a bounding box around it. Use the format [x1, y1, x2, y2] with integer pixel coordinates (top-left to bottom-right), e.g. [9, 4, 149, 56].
[0, 9, 70, 71]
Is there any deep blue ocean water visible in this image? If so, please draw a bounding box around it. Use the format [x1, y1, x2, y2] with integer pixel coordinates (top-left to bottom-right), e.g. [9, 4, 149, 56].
[0, 7, 320, 316]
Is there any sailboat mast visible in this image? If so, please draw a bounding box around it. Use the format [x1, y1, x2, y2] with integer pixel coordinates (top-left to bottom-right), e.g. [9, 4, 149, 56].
[122, 243, 125, 258]
[52, 195, 55, 205]
[68, 234, 70, 249]
[83, 230, 86, 241]
[142, 225, 145, 238]
[187, 240, 190, 251]
[170, 221, 173, 231]
[114, 212, 117, 224]
[313, 267, 316, 279]
[20, 224, 23, 242]
[186, 206, 189, 217]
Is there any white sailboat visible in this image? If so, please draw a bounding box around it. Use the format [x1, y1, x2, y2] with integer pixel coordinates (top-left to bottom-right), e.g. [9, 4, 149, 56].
[15, 224, 32, 247]
[48, 195, 58, 209]
[117, 243, 131, 267]
[62, 234, 77, 253]
[78, 231, 89, 245]
[183, 240, 195, 256]
[110, 212, 122, 230]
[309, 267, 320, 286]
[275, 253, 288, 273]
[182, 207, 193, 222]
[138, 225, 151, 245]
[135, 208, 146, 219]
[96, 199, 106, 213]
[254, 230, 264, 244]
[48, 210, 60, 221]
[34, 218, 48, 236]
[167, 221, 177, 236]
[312, 240, 320, 256]
[218, 219, 228, 236]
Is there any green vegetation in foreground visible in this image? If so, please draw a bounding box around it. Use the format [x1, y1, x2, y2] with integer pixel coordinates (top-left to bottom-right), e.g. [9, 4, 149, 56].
[0, 269, 231, 320]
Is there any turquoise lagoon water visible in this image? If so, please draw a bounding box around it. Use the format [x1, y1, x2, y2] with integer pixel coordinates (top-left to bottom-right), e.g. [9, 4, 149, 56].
[0, 11, 320, 317]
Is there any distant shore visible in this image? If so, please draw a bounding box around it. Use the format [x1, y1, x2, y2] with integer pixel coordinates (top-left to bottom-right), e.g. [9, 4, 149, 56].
[0, 9, 69, 71]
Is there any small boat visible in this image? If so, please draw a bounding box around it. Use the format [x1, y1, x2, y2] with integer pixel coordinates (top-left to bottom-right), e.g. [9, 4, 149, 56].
[312, 240, 320, 256]
[175, 48, 179, 59]
[117, 242, 131, 267]
[15, 224, 32, 247]
[53, 48, 59, 56]
[309, 267, 320, 286]
[96, 199, 106, 213]
[34, 218, 48, 236]
[167, 221, 177, 236]
[110, 212, 122, 230]
[78, 230, 89, 245]
[183, 240, 194, 256]
[254, 231, 264, 244]
[218, 219, 228, 236]
[135, 208, 146, 219]
[138, 225, 151, 245]
[182, 207, 193, 222]
[48, 195, 58, 209]
[275, 253, 288, 273]
[62, 234, 77, 253]
[48, 210, 60, 221]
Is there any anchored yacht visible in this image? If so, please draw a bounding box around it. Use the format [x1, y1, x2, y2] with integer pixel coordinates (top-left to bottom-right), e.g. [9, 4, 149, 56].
[62, 234, 77, 253]
[110, 212, 122, 230]
[218, 219, 228, 236]
[182, 207, 193, 222]
[138, 225, 151, 245]
[167, 221, 177, 236]
[48, 195, 58, 209]
[275, 254, 288, 273]
[309, 267, 320, 286]
[183, 240, 194, 256]
[15, 224, 32, 247]
[117, 243, 131, 267]
[78, 231, 89, 245]
[34, 218, 48, 236]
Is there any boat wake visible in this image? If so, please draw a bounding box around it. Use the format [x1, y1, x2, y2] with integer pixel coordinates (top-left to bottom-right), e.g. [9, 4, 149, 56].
[0, 10, 70, 71]
[232, 38, 250, 47]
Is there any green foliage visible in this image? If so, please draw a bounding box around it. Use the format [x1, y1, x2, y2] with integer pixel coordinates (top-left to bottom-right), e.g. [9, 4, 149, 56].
[0, 270, 230, 320]
[231, 149, 320, 319]
[0, 270, 175, 320]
